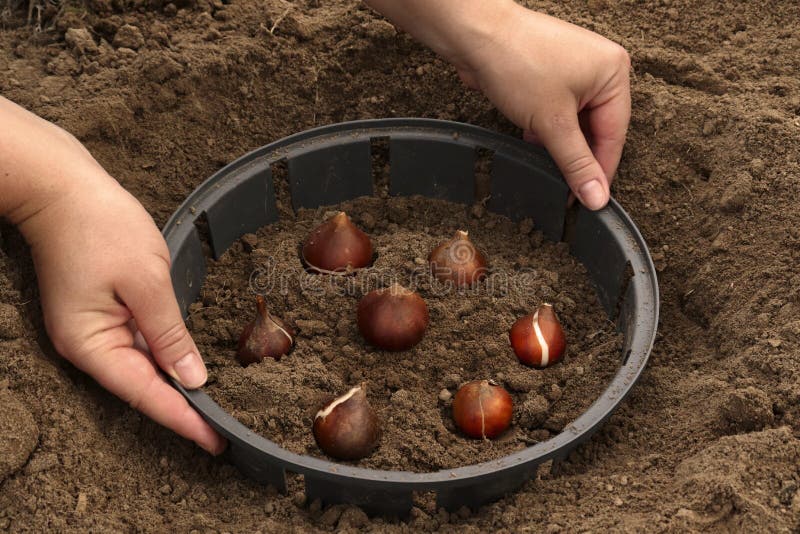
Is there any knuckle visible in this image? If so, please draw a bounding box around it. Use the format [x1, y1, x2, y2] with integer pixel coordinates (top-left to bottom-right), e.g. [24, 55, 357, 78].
[148, 321, 190, 355]
[613, 44, 631, 70]
[139, 260, 172, 289]
[562, 153, 597, 178]
[127, 387, 145, 412]
[151, 249, 172, 270]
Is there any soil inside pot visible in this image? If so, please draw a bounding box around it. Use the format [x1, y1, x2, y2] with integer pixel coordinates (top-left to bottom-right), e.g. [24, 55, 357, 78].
[192, 194, 622, 471]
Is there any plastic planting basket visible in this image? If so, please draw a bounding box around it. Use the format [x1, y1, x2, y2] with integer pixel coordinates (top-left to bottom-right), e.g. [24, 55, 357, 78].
[163, 119, 659, 516]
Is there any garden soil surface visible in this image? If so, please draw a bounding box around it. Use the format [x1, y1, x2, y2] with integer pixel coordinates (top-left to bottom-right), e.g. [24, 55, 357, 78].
[1, 0, 800, 531]
[195, 196, 621, 472]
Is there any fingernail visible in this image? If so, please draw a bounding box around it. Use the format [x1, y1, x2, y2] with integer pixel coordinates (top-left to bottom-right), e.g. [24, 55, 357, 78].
[578, 180, 608, 210]
[198, 436, 228, 456]
[174, 352, 207, 388]
[212, 438, 229, 455]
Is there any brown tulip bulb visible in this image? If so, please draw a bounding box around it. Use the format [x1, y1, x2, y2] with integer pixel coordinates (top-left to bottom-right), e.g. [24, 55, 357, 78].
[302, 212, 373, 274]
[428, 230, 488, 287]
[236, 296, 294, 366]
[313, 384, 380, 460]
[452, 380, 513, 439]
[357, 284, 429, 351]
[509, 303, 566, 368]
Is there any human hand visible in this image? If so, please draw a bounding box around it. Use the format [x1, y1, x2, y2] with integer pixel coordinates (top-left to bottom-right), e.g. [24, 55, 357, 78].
[364, 0, 631, 210]
[454, 6, 631, 210]
[5, 105, 225, 454]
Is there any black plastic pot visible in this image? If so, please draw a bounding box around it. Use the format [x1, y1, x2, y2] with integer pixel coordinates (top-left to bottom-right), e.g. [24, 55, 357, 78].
[163, 119, 659, 516]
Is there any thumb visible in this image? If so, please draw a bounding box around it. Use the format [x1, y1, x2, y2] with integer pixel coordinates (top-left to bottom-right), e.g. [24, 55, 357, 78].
[117, 260, 207, 389]
[536, 111, 610, 210]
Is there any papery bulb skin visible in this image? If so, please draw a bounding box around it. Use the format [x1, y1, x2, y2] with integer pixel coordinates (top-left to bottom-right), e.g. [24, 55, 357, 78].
[236, 296, 294, 366]
[302, 212, 373, 274]
[312, 384, 381, 460]
[509, 303, 566, 368]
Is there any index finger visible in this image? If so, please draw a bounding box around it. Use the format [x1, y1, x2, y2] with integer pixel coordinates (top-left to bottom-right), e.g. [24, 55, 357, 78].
[587, 82, 631, 184]
[73, 336, 226, 455]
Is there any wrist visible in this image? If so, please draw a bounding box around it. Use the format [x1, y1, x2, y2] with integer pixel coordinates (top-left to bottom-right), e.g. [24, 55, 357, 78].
[365, 0, 519, 71]
[16, 169, 115, 250]
[431, 0, 520, 72]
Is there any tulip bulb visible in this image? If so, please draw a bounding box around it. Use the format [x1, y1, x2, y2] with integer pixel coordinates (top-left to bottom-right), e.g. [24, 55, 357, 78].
[302, 212, 373, 274]
[509, 303, 566, 368]
[313, 384, 380, 460]
[357, 284, 429, 351]
[236, 296, 294, 366]
[428, 230, 488, 287]
[452, 380, 513, 439]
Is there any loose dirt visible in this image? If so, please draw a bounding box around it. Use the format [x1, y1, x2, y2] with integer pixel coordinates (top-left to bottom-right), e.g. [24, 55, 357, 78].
[195, 196, 620, 471]
[1, 0, 799, 531]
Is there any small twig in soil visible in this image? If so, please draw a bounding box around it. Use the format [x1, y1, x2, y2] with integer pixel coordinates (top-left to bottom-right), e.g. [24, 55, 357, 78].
[679, 181, 694, 201]
[677, 183, 695, 216]
[45, 2, 68, 32]
[586, 328, 605, 340]
[268, 5, 292, 35]
[515, 435, 540, 445]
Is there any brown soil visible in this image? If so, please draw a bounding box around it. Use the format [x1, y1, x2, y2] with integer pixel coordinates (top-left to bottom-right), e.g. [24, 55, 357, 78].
[1, 0, 800, 531]
[195, 196, 620, 471]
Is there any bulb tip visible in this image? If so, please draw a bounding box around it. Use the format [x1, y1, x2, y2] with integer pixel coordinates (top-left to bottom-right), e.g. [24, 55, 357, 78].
[387, 283, 412, 296]
[255, 294, 267, 316]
